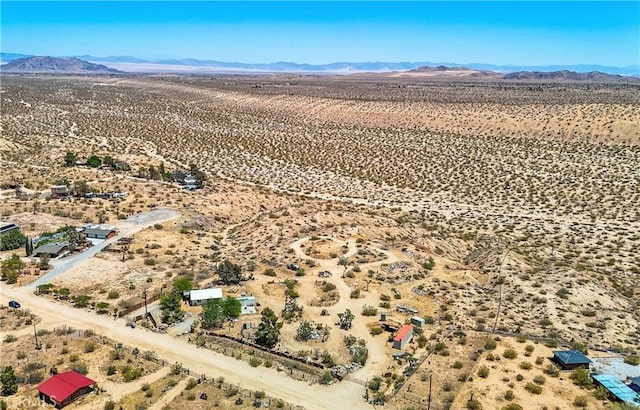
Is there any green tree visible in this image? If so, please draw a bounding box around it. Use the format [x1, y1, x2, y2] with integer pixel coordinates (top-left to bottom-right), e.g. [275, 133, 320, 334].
[338, 309, 355, 330]
[87, 155, 102, 167]
[63, 151, 77, 167]
[173, 277, 194, 293]
[200, 299, 225, 329]
[102, 156, 115, 167]
[255, 307, 282, 348]
[160, 293, 184, 324]
[295, 320, 314, 341]
[216, 259, 243, 285]
[0, 230, 26, 251]
[0, 366, 18, 396]
[73, 295, 90, 308]
[423, 256, 436, 270]
[25, 237, 34, 256]
[73, 180, 91, 195]
[223, 297, 241, 318]
[1, 254, 24, 284]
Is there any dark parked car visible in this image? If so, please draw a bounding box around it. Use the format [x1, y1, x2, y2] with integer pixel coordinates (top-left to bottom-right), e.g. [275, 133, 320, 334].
[8, 300, 20, 309]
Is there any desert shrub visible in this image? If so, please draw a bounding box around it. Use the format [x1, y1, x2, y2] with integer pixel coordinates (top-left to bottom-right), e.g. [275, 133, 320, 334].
[533, 375, 546, 385]
[484, 338, 497, 350]
[370, 327, 383, 336]
[544, 364, 560, 377]
[318, 371, 335, 385]
[361, 305, 377, 316]
[452, 360, 463, 369]
[322, 282, 336, 292]
[535, 356, 544, 365]
[525, 382, 542, 394]
[519, 361, 532, 370]
[249, 357, 262, 367]
[185, 378, 197, 390]
[477, 365, 490, 378]
[504, 389, 515, 401]
[570, 368, 592, 388]
[503, 348, 518, 359]
[501, 404, 523, 410]
[368, 377, 382, 391]
[466, 399, 483, 409]
[623, 355, 639, 365]
[104, 401, 116, 410]
[573, 395, 588, 407]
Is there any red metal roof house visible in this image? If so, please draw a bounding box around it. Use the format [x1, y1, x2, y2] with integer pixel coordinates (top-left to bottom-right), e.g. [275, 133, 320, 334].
[393, 324, 414, 350]
[37, 371, 96, 408]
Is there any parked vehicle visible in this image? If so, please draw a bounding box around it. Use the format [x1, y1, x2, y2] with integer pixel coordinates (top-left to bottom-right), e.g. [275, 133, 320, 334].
[8, 300, 20, 309]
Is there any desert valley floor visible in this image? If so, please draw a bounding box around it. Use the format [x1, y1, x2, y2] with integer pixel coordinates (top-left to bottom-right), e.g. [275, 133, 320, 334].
[1, 74, 639, 410]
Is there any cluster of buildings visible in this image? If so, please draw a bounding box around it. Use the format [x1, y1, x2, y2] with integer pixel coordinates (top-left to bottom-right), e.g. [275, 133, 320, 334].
[32, 225, 118, 259]
[552, 350, 639, 407]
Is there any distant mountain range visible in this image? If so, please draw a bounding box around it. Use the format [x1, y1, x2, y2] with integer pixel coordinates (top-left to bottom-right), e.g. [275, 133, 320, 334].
[1, 55, 121, 74]
[1, 54, 639, 82]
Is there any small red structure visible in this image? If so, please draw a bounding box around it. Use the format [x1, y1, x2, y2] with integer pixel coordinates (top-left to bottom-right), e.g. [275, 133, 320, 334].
[393, 324, 414, 350]
[37, 371, 96, 408]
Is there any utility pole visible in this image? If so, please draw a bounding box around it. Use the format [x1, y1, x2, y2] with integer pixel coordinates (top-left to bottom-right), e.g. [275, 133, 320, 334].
[142, 289, 148, 318]
[427, 372, 433, 410]
[34, 322, 41, 350]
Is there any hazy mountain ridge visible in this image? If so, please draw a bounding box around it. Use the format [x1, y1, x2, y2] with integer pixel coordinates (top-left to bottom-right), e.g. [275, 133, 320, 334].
[1, 52, 638, 77]
[1, 54, 639, 83]
[1, 56, 121, 74]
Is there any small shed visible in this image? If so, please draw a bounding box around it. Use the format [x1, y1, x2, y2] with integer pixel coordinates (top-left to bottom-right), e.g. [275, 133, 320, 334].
[189, 288, 223, 306]
[33, 242, 69, 258]
[592, 374, 640, 407]
[410, 316, 425, 327]
[50, 185, 70, 197]
[630, 377, 640, 393]
[38, 371, 95, 408]
[236, 296, 257, 314]
[553, 350, 592, 370]
[393, 324, 413, 350]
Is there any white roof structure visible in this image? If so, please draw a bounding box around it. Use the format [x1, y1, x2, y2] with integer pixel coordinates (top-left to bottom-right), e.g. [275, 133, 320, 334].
[189, 288, 223, 302]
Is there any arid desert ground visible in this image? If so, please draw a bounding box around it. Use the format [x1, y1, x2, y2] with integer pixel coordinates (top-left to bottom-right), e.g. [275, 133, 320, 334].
[1, 74, 639, 410]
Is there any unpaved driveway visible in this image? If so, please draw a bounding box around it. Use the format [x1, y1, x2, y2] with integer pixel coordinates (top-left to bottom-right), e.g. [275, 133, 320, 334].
[27, 209, 180, 289]
[0, 285, 369, 410]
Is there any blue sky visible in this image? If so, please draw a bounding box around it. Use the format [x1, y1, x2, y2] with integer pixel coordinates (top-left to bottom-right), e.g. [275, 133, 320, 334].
[1, 1, 639, 66]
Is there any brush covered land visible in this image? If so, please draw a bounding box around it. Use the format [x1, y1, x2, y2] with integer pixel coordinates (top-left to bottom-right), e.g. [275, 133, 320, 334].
[1, 74, 639, 410]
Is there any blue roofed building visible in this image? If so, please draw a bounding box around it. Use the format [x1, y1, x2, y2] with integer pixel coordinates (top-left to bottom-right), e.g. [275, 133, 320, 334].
[553, 350, 592, 370]
[630, 377, 640, 393]
[592, 374, 640, 407]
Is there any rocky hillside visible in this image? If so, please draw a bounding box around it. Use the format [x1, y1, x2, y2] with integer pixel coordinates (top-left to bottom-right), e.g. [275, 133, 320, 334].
[1, 56, 122, 74]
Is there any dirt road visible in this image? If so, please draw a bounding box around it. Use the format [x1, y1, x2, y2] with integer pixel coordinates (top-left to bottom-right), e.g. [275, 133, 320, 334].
[0, 285, 370, 410]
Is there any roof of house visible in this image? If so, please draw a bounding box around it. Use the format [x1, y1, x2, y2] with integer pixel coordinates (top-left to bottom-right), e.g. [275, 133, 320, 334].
[631, 376, 640, 386]
[189, 288, 223, 301]
[553, 350, 592, 365]
[592, 374, 640, 405]
[84, 227, 117, 236]
[38, 371, 96, 403]
[0, 222, 19, 234]
[394, 324, 413, 341]
[34, 242, 69, 255]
